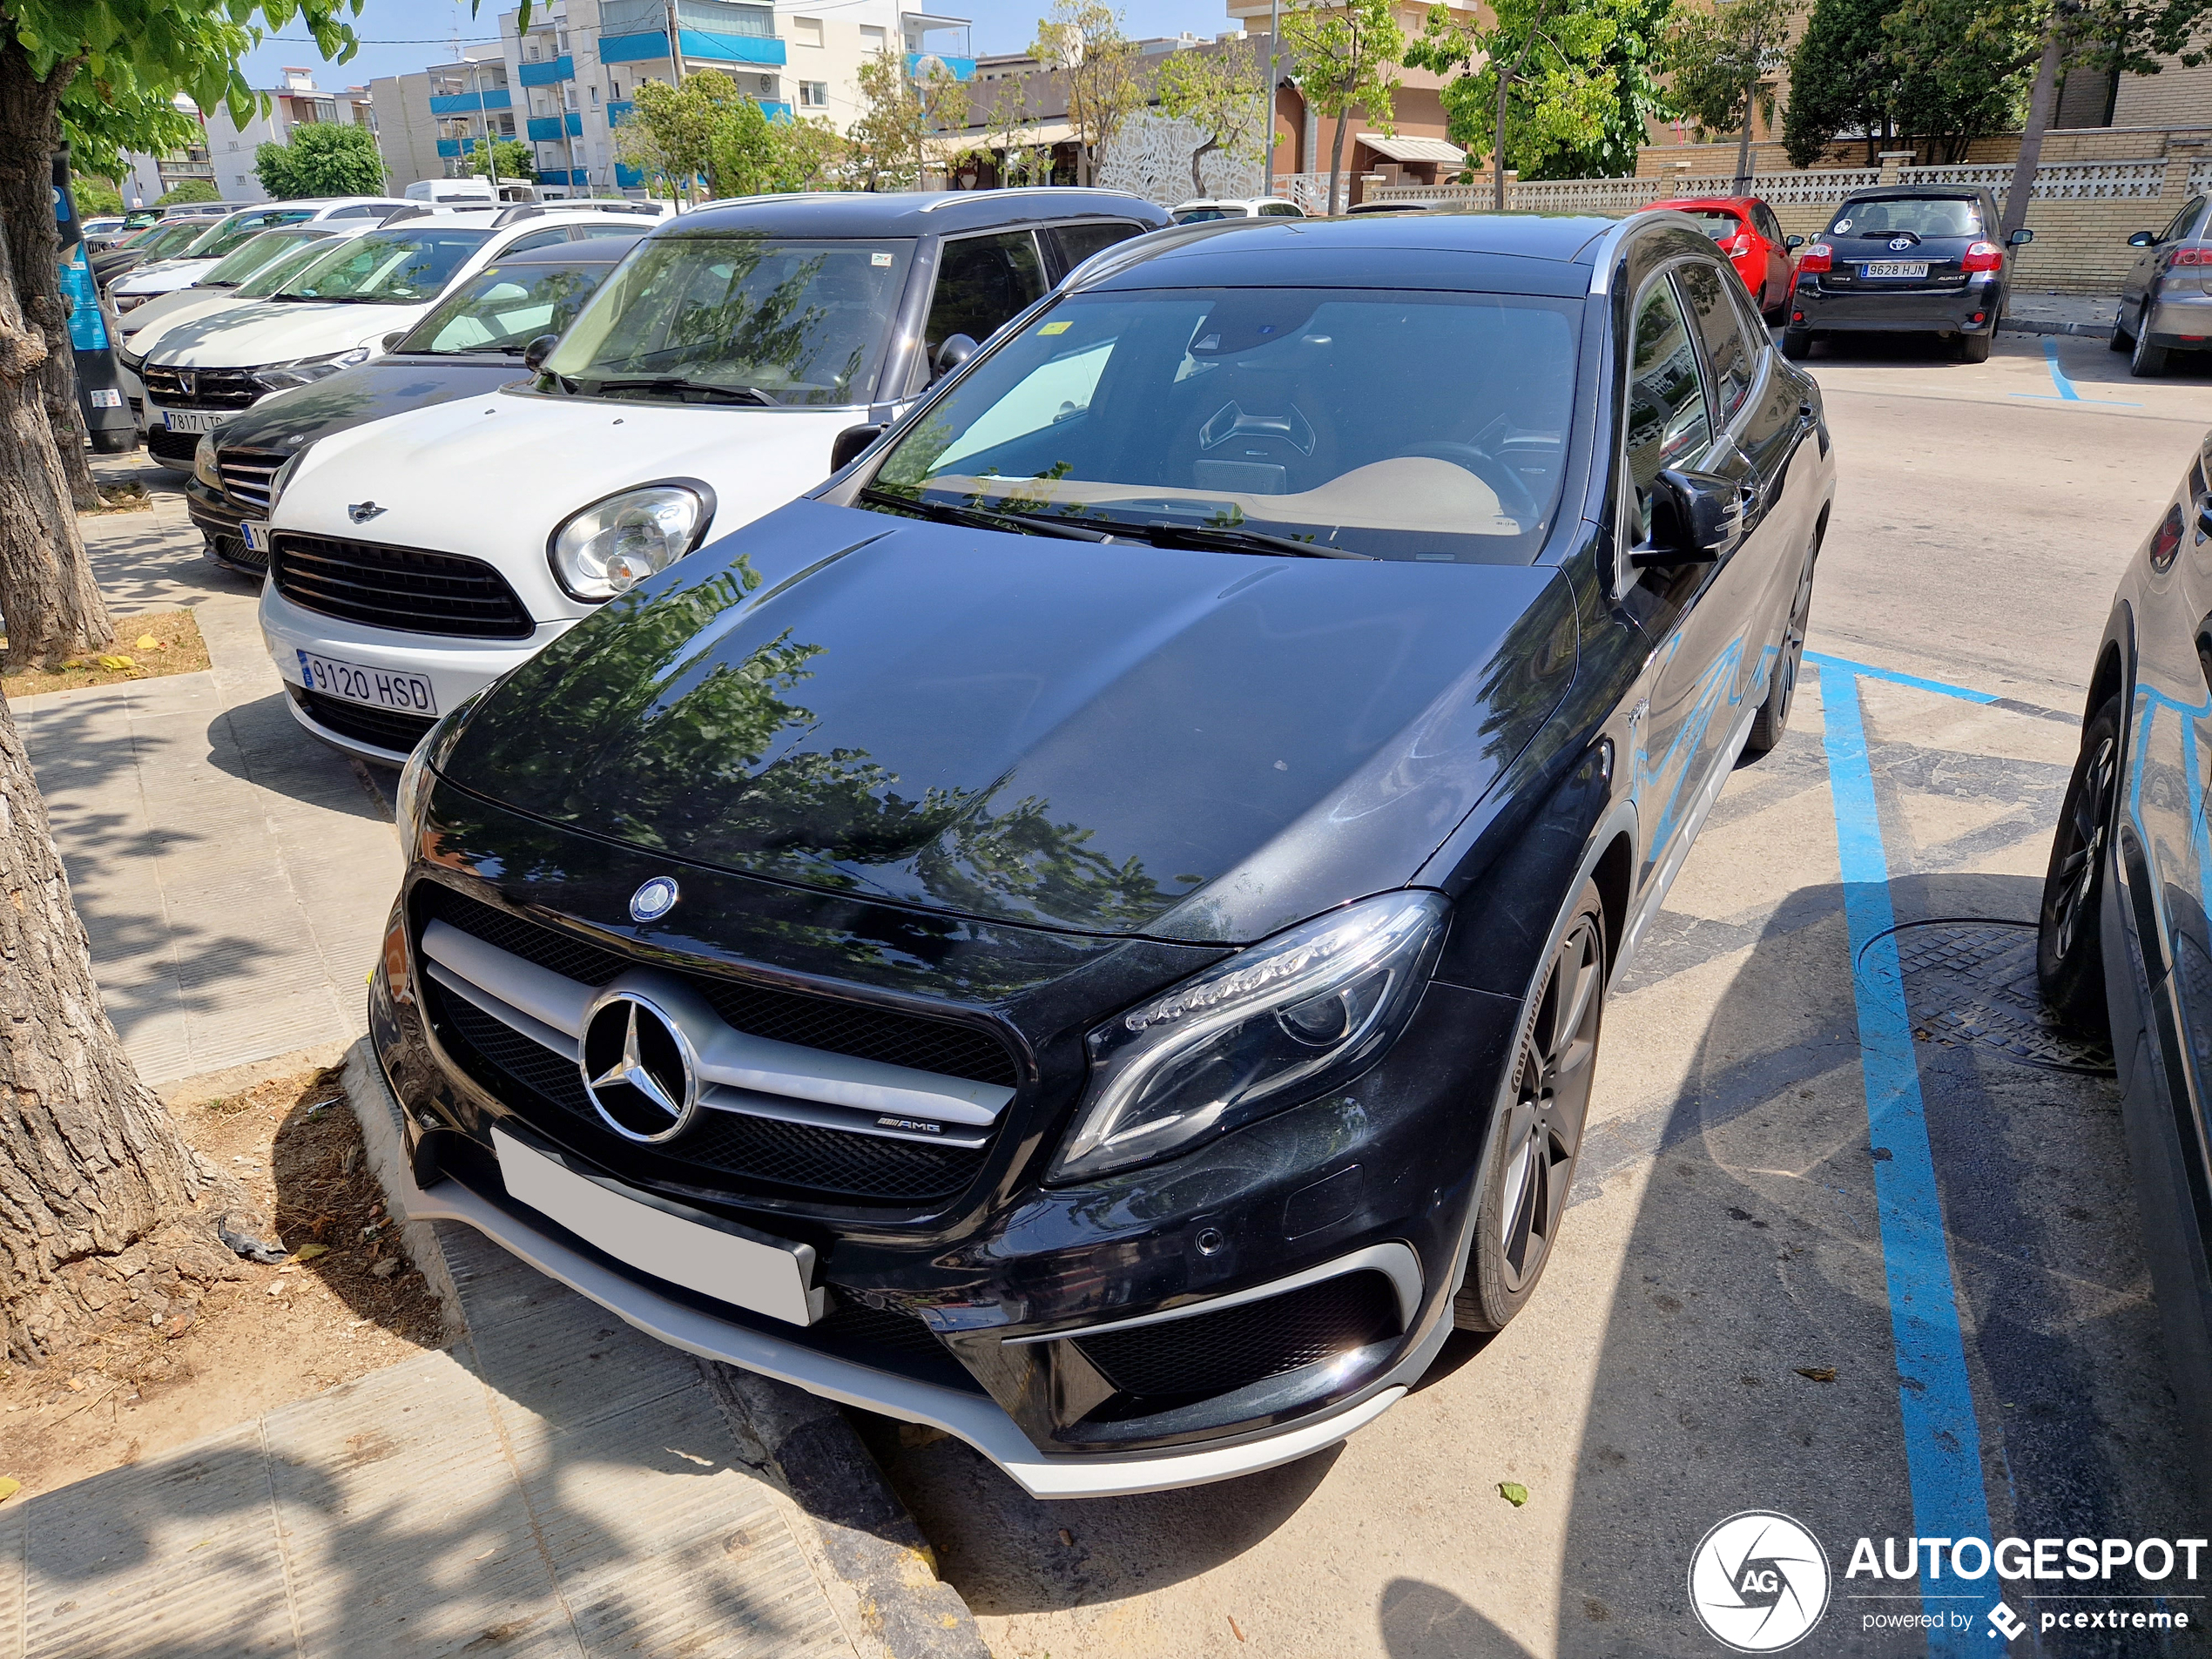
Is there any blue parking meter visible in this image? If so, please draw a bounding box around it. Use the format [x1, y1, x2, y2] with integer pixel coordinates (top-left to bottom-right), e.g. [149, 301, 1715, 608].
[54, 150, 137, 455]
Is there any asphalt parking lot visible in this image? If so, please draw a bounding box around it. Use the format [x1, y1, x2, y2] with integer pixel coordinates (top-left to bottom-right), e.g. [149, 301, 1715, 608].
[852, 334, 2212, 1659]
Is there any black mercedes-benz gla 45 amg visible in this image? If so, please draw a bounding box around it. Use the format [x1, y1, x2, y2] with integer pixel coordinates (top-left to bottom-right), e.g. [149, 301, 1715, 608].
[368, 210, 1837, 1496]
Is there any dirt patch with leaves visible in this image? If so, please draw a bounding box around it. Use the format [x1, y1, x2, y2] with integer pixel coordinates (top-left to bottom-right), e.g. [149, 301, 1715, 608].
[0, 1066, 448, 1501]
[79, 481, 153, 515]
[2, 606, 210, 698]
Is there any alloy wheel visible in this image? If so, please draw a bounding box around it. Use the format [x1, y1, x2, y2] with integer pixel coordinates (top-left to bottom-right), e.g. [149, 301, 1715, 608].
[1495, 915, 1603, 1293]
[2048, 732, 2116, 965]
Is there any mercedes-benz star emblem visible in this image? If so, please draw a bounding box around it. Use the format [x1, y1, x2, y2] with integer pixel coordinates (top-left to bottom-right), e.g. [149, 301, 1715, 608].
[348, 501, 387, 523]
[630, 876, 679, 921]
[579, 992, 698, 1142]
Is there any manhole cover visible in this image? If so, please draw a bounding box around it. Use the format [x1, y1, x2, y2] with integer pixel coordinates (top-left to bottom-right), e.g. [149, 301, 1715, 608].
[1857, 919, 2115, 1075]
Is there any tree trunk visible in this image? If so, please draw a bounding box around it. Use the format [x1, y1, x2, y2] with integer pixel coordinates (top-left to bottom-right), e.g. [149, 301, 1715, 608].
[1327, 111, 1348, 214]
[2002, 30, 2064, 242]
[1732, 25, 1763, 194]
[1494, 71, 1510, 212]
[1190, 134, 1220, 195]
[0, 42, 98, 513]
[0, 672, 253, 1362]
[0, 159, 110, 672]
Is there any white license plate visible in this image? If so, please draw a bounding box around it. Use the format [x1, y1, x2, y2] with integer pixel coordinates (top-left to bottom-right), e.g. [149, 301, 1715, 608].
[162, 408, 224, 435]
[295, 650, 437, 717]
[492, 1128, 823, 1324]
[240, 520, 271, 555]
[1860, 261, 1929, 279]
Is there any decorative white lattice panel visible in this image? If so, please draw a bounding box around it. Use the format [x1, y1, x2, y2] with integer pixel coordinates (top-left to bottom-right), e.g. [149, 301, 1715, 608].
[2020, 160, 2165, 199]
[1507, 175, 1672, 212]
[1096, 111, 1265, 206]
[1753, 167, 1883, 205]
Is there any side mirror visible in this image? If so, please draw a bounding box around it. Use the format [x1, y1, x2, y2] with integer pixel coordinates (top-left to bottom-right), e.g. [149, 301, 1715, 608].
[1785, 234, 1804, 250]
[2130, 231, 2158, 247]
[933, 333, 979, 379]
[2008, 227, 2034, 246]
[381, 330, 407, 352]
[523, 332, 560, 373]
[830, 422, 887, 473]
[1631, 469, 1743, 569]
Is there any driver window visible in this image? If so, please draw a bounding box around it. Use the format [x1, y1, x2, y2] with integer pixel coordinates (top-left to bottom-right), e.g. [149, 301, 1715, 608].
[1623, 274, 1711, 551]
[923, 231, 1047, 362]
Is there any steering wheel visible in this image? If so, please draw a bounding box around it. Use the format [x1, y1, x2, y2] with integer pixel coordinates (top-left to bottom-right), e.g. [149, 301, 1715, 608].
[1399, 442, 1542, 523]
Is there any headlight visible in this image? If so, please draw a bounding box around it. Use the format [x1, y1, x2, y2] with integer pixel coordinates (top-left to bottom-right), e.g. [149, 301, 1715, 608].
[193, 433, 220, 489]
[113, 292, 148, 313]
[251, 347, 370, 394]
[548, 482, 711, 602]
[394, 691, 484, 853]
[1050, 890, 1451, 1183]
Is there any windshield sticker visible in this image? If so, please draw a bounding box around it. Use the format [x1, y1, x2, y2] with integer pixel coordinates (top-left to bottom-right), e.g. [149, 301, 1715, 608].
[1040, 320, 1071, 334]
[871, 251, 893, 266]
[1834, 218, 1851, 232]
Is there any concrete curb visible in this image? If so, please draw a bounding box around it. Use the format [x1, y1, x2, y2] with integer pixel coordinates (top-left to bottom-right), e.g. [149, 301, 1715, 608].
[345, 1035, 989, 1659]
[1999, 316, 2115, 340]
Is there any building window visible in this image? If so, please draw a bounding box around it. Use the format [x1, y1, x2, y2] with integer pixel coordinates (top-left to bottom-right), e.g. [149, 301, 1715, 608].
[860, 24, 886, 50]
[590, 84, 599, 105]
[791, 15, 822, 46]
[798, 80, 829, 106]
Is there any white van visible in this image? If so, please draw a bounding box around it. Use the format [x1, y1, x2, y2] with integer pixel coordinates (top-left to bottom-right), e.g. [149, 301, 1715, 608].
[403, 179, 498, 206]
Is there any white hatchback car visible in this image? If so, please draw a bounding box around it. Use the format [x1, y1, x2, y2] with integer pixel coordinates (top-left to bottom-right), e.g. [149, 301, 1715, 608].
[108, 199, 413, 314]
[138, 209, 649, 469]
[255, 189, 1167, 762]
[1168, 197, 1307, 224]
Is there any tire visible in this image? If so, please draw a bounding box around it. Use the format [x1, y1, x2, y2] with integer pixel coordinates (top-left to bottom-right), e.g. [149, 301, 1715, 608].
[1781, 328, 1813, 361]
[1742, 535, 1819, 759]
[1455, 880, 1608, 1333]
[2109, 314, 2131, 352]
[2131, 305, 2168, 376]
[2037, 694, 2121, 1036]
[1958, 329, 1992, 363]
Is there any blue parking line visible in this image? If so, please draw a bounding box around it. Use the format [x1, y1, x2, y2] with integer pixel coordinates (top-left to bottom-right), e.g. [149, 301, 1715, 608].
[1804, 650, 1996, 705]
[1818, 663, 1994, 1653]
[2008, 337, 2141, 407]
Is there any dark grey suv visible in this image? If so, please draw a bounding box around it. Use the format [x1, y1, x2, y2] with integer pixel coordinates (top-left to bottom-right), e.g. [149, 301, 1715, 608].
[1784, 185, 2031, 362]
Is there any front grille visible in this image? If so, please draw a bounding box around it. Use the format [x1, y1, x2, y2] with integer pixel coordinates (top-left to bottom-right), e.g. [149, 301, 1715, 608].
[209, 532, 266, 572]
[1075, 1271, 1400, 1402]
[289, 685, 435, 754]
[430, 984, 989, 1202]
[218, 446, 286, 510]
[144, 364, 260, 409]
[814, 1297, 951, 1363]
[422, 884, 1020, 1089]
[272, 533, 534, 639]
[146, 426, 200, 463]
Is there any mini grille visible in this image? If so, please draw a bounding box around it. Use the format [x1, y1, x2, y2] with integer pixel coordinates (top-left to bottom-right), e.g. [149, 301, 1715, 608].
[289, 685, 435, 755]
[421, 884, 1020, 1089]
[218, 447, 287, 510]
[430, 984, 989, 1202]
[1074, 1271, 1400, 1402]
[144, 364, 260, 409]
[273, 533, 534, 639]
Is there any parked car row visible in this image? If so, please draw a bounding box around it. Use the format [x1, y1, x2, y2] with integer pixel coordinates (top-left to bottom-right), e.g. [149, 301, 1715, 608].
[154, 190, 1838, 1493]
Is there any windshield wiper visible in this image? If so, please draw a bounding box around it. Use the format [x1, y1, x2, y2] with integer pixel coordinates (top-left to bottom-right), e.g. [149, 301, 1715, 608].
[859, 488, 1112, 541]
[589, 376, 775, 405]
[1121, 523, 1376, 560]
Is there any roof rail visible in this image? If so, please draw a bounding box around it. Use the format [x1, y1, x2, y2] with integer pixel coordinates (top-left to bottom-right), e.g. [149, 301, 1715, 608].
[490, 204, 547, 227]
[918, 185, 1146, 211]
[379, 204, 434, 226]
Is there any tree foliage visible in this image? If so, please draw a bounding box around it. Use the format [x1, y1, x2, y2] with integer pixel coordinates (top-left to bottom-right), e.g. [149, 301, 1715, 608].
[1882, 0, 2031, 160]
[1781, 0, 1901, 165]
[254, 120, 387, 197]
[153, 178, 218, 206]
[846, 51, 968, 189]
[70, 173, 122, 216]
[1407, 0, 1667, 184]
[616, 71, 847, 197]
[1663, 0, 1796, 139]
[448, 134, 536, 185]
[1281, 0, 1403, 212]
[1031, 0, 1143, 185]
[1153, 39, 1267, 193]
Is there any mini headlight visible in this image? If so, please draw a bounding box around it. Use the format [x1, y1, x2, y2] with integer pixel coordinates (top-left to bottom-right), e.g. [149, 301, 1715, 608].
[193, 433, 221, 489]
[251, 347, 370, 394]
[1050, 890, 1451, 1183]
[548, 483, 710, 602]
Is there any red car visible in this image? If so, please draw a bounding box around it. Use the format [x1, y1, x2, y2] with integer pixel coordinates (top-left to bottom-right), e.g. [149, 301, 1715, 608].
[1647, 195, 1797, 318]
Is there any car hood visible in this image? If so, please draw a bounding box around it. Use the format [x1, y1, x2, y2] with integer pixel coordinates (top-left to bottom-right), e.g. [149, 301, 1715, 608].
[212, 356, 527, 455]
[277, 388, 856, 552]
[439, 499, 1580, 944]
[148, 299, 420, 368]
[120, 289, 250, 352]
[117, 258, 215, 293]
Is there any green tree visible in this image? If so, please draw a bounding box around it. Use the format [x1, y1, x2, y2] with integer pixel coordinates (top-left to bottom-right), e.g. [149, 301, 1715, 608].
[1407, 0, 1667, 198]
[1154, 38, 1267, 194]
[254, 120, 387, 197]
[1782, 0, 1901, 165]
[153, 178, 219, 206]
[1883, 0, 2028, 163]
[450, 134, 536, 185]
[1031, 0, 1143, 186]
[1662, 0, 1797, 188]
[70, 173, 122, 216]
[1281, 0, 1403, 214]
[846, 51, 968, 189]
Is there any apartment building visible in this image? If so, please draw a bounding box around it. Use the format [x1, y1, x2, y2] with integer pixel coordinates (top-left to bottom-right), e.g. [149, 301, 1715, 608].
[121, 70, 374, 206]
[369, 44, 516, 193]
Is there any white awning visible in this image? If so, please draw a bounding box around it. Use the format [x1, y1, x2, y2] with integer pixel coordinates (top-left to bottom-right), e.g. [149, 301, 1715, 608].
[1358, 132, 1466, 165]
[954, 120, 1076, 148]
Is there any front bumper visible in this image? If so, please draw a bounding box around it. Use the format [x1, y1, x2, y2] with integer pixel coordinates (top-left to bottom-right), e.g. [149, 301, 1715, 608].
[185, 476, 260, 574]
[260, 583, 573, 765]
[1790, 274, 2001, 334]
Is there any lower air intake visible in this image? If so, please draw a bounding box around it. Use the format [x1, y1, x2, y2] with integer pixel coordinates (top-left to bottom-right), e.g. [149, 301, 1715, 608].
[1074, 1270, 1401, 1402]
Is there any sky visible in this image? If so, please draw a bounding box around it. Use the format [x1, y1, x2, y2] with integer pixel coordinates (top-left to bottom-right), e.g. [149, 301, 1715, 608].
[237, 0, 1231, 89]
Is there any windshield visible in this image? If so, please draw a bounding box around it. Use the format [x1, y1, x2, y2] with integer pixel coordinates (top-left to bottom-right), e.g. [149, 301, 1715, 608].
[235, 234, 357, 299]
[128, 222, 209, 261]
[1171, 206, 1237, 223]
[542, 234, 909, 406]
[200, 226, 333, 287]
[183, 209, 314, 261]
[1674, 208, 1744, 240]
[864, 287, 1579, 563]
[1831, 196, 1981, 238]
[272, 226, 491, 303]
[397, 258, 617, 354]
